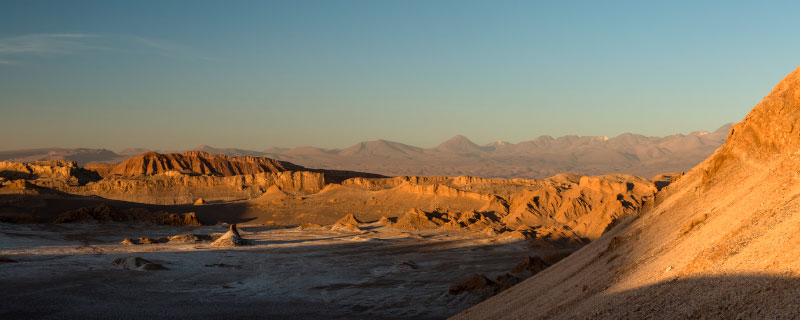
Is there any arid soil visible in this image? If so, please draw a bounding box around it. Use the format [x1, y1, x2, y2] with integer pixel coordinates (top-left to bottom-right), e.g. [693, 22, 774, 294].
[0, 222, 572, 319]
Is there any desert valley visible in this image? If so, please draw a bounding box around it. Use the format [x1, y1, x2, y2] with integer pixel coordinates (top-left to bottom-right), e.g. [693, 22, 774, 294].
[4, 66, 800, 318]
[2, 143, 671, 318]
[3, 2, 799, 319]
[3, 69, 800, 318]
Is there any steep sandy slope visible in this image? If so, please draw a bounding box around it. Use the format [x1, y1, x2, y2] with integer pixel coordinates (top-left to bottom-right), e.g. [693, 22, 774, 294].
[455, 66, 800, 319]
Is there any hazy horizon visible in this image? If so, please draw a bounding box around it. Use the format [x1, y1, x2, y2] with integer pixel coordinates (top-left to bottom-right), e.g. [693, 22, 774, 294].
[0, 122, 732, 153]
[2, 1, 799, 150]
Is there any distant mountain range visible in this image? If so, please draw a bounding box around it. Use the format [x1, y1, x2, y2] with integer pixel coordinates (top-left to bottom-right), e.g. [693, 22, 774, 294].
[0, 148, 127, 164]
[0, 123, 731, 179]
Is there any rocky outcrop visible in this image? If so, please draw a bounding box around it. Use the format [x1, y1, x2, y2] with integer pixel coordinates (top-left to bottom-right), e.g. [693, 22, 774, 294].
[251, 185, 290, 203]
[0, 160, 100, 186]
[331, 213, 364, 233]
[652, 172, 682, 190]
[335, 213, 362, 225]
[108, 151, 305, 177]
[334, 172, 659, 241]
[340, 173, 658, 240]
[73, 171, 326, 204]
[497, 225, 537, 242]
[449, 255, 555, 302]
[389, 209, 504, 232]
[0, 150, 389, 205]
[3, 151, 662, 240]
[525, 225, 586, 248]
[395, 183, 494, 201]
[390, 209, 442, 231]
[502, 174, 657, 239]
[211, 224, 250, 247]
[511, 256, 550, 276]
[342, 175, 542, 197]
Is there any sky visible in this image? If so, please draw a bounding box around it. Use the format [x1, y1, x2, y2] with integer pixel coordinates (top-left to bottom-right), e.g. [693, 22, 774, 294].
[1, 0, 799, 151]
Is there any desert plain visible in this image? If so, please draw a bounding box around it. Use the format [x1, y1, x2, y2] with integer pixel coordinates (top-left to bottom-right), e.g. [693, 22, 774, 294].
[2, 139, 675, 319]
[4, 1, 800, 318]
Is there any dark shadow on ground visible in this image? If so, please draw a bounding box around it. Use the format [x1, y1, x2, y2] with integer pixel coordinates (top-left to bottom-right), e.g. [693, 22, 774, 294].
[531, 274, 800, 319]
[0, 191, 259, 225]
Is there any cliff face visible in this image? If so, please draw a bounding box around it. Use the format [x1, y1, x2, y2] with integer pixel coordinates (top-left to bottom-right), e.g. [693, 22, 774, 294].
[1, 153, 330, 205]
[342, 175, 545, 196]
[337, 173, 659, 239]
[71, 171, 326, 205]
[108, 151, 306, 177]
[2, 149, 665, 239]
[503, 174, 657, 239]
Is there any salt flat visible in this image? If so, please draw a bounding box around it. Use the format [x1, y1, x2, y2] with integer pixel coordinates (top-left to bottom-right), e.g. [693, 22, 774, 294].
[0, 222, 568, 319]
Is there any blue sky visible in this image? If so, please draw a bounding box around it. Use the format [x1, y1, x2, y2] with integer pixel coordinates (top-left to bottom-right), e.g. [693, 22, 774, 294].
[1, 0, 798, 151]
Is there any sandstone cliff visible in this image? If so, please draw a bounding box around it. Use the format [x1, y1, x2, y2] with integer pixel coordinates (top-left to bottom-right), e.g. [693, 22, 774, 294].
[3, 151, 664, 237]
[503, 174, 657, 239]
[337, 173, 658, 239]
[73, 171, 326, 205]
[0, 160, 100, 187]
[108, 151, 306, 177]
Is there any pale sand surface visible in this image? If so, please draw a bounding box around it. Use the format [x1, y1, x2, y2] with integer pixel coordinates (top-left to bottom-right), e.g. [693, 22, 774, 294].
[0, 222, 566, 319]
